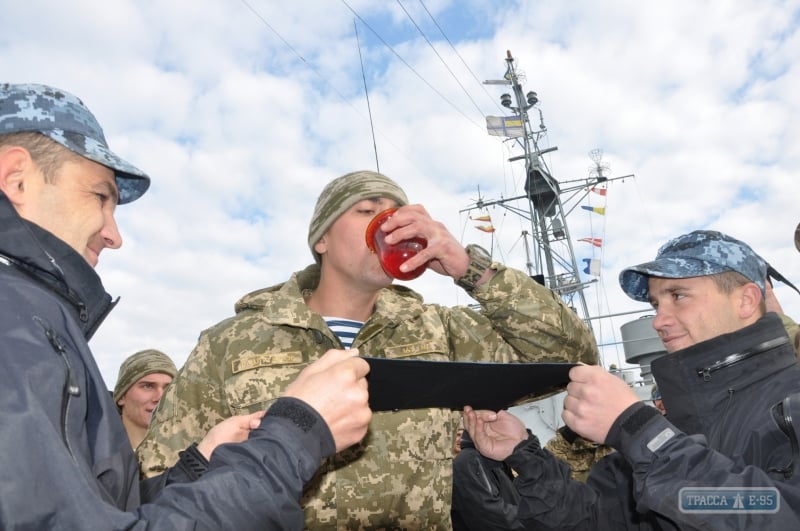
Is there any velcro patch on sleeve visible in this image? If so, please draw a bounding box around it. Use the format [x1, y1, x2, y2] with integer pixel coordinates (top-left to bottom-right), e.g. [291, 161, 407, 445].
[646, 427, 676, 453]
[231, 351, 304, 373]
[384, 340, 443, 359]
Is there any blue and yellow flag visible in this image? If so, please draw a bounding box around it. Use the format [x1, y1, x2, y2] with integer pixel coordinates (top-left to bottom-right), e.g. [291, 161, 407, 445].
[486, 115, 524, 138]
[581, 205, 605, 215]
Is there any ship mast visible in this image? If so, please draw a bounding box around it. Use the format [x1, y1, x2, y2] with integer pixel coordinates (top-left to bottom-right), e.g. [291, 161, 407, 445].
[477, 50, 600, 325]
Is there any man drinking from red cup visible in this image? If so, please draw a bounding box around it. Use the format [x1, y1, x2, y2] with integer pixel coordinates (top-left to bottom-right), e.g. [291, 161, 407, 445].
[140, 169, 598, 529]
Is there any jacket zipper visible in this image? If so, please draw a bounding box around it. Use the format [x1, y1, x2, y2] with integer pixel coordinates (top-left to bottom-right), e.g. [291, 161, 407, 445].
[35, 317, 81, 457]
[696, 336, 790, 381]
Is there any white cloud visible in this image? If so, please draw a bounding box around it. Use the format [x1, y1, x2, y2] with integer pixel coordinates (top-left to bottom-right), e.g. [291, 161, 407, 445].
[2, 0, 798, 387]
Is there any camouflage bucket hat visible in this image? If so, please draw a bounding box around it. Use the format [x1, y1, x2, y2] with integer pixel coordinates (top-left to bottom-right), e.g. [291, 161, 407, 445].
[308, 170, 409, 263]
[113, 349, 177, 404]
[619, 230, 767, 302]
[0, 83, 150, 204]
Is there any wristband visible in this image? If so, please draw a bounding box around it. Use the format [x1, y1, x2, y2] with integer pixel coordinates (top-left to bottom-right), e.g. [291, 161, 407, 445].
[455, 244, 493, 292]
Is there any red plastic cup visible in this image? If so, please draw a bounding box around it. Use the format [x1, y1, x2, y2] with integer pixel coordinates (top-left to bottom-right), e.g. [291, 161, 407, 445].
[365, 207, 428, 281]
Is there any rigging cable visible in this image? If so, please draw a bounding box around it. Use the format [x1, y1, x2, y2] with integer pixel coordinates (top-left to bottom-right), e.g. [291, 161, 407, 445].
[354, 19, 380, 173]
[238, 0, 430, 177]
[395, 0, 485, 119]
[417, 0, 506, 113]
[341, 0, 484, 130]
[239, 0, 312, 72]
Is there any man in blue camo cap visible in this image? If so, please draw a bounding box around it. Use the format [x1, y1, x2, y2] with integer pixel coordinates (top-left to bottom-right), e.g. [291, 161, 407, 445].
[0, 83, 150, 204]
[619, 229, 766, 303]
[0, 83, 373, 528]
[463, 229, 800, 529]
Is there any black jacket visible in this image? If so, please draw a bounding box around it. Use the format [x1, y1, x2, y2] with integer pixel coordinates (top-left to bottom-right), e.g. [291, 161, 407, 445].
[501, 313, 800, 530]
[0, 192, 335, 529]
[452, 431, 525, 530]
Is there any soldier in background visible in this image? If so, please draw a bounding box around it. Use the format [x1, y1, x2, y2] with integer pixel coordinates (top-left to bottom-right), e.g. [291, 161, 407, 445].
[544, 425, 615, 482]
[113, 349, 177, 449]
[139, 170, 598, 530]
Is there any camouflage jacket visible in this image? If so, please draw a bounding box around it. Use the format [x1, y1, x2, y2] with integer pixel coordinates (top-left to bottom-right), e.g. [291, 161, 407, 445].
[544, 428, 615, 483]
[779, 312, 800, 357]
[140, 263, 598, 530]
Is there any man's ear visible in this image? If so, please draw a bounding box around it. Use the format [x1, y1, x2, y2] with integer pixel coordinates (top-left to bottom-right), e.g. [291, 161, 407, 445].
[738, 282, 764, 320]
[314, 235, 327, 257]
[0, 146, 33, 204]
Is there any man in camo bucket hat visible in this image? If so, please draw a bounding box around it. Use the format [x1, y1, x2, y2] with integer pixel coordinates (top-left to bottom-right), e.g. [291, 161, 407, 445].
[139, 168, 598, 529]
[460, 228, 800, 530]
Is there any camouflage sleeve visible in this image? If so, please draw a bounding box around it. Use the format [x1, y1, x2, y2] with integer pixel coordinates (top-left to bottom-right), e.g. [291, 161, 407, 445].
[544, 430, 571, 459]
[544, 432, 589, 482]
[138, 331, 229, 479]
[449, 265, 599, 364]
[544, 430, 616, 483]
[779, 313, 800, 357]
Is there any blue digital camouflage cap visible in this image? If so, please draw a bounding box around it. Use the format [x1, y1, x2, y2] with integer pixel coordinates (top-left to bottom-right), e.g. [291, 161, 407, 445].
[0, 83, 150, 204]
[619, 230, 767, 302]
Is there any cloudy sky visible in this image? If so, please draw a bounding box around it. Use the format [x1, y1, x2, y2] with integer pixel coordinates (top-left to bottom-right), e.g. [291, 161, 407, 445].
[3, 0, 799, 389]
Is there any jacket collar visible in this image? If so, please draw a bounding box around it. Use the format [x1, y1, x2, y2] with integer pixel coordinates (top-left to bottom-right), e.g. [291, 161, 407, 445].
[652, 313, 794, 435]
[0, 192, 114, 339]
[234, 263, 426, 328]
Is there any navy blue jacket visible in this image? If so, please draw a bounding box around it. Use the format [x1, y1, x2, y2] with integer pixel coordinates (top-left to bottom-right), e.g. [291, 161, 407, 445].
[501, 313, 800, 530]
[0, 192, 334, 530]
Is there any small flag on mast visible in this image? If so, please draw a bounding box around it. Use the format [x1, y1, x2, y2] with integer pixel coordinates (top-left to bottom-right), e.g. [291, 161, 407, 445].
[582, 258, 601, 276]
[578, 237, 603, 247]
[580, 205, 606, 215]
[485, 115, 524, 138]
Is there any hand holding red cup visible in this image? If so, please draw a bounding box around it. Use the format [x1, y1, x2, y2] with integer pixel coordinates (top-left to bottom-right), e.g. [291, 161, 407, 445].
[365, 208, 428, 281]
